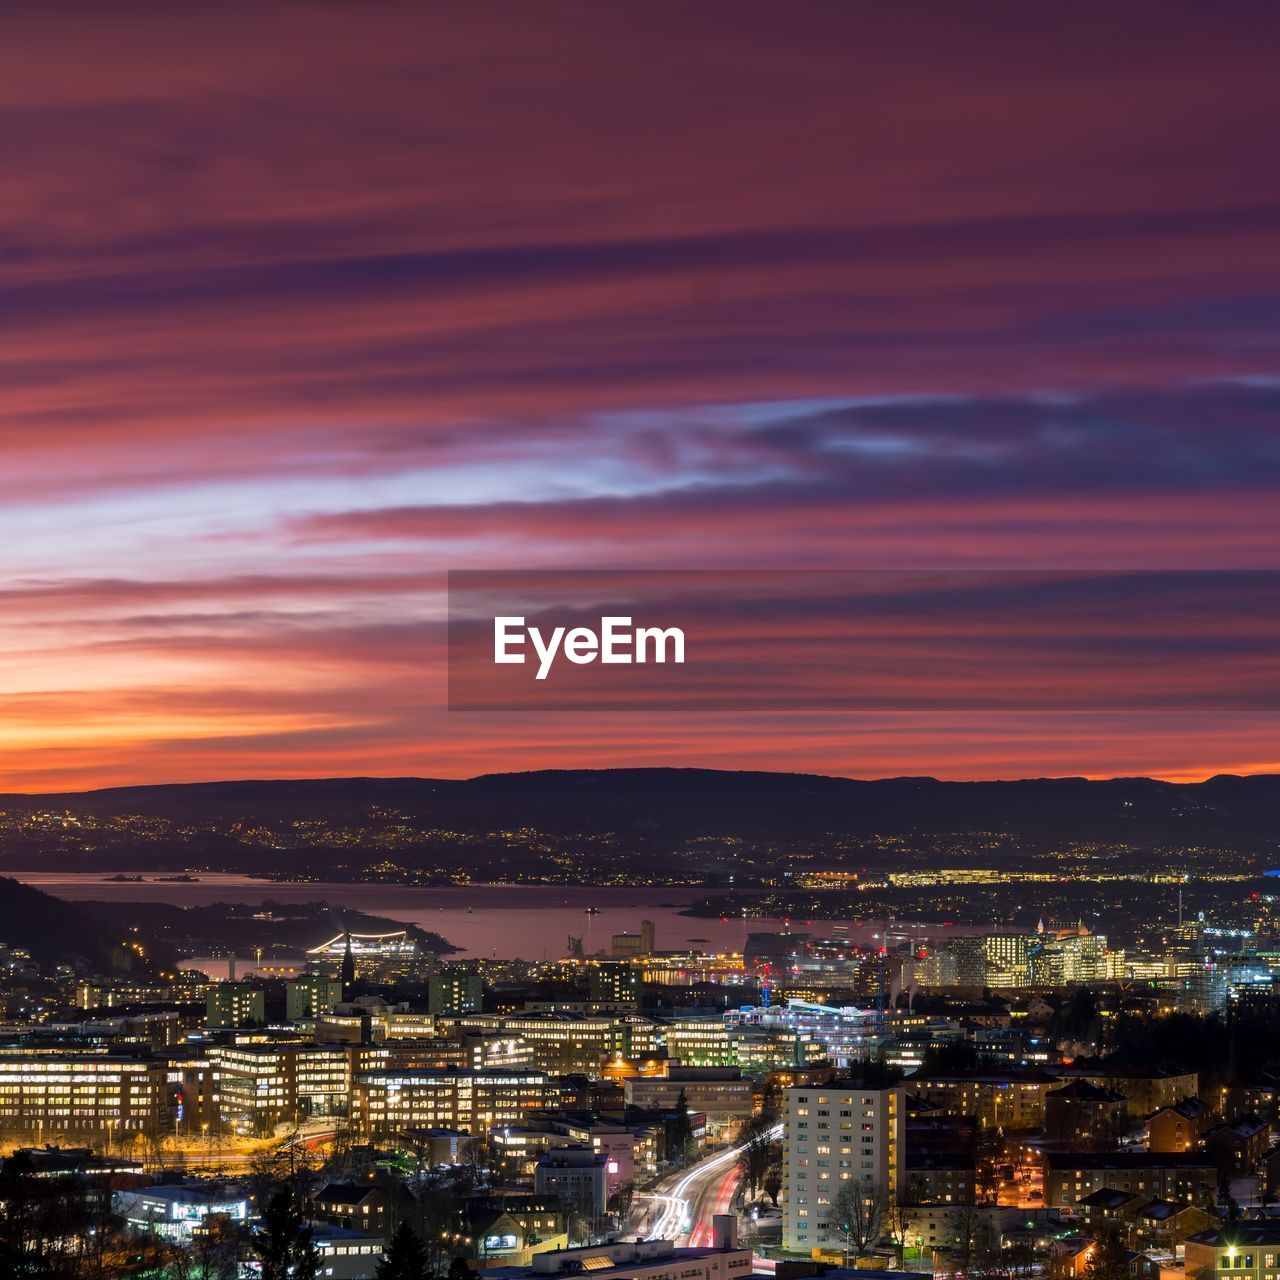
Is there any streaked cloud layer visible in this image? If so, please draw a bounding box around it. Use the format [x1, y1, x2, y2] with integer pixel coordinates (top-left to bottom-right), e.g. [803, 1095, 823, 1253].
[3, 1, 1280, 788]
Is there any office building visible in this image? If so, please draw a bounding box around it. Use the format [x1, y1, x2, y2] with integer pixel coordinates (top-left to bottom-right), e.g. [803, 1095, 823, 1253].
[727, 1000, 884, 1067]
[351, 1068, 556, 1137]
[624, 1067, 754, 1128]
[213, 1042, 299, 1132]
[0, 1054, 169, 1135]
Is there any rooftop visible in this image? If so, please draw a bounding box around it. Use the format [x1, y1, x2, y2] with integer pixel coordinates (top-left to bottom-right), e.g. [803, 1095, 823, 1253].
[1046, 1152, 1216, 1171]
[1188, 1225, 1280, 1247]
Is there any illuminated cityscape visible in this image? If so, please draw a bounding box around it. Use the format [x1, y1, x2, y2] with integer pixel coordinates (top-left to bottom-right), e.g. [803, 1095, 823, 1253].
[5, 1, 1280, 1278]
[4, 845, 1280, 1276]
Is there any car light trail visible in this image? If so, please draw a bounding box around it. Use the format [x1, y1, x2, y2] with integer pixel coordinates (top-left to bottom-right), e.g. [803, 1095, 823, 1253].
[646, 1124, 782, 1243]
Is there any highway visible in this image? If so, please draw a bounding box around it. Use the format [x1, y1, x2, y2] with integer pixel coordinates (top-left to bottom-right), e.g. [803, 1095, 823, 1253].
[645, 1124, 782, 1248]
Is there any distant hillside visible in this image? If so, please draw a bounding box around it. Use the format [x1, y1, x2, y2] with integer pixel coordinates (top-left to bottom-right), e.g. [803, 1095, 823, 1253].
[0, 776, 450, 823]
[0, 875, 157, 974]
[1, 769, 1278, 879]
[5, 767, 1279, 837]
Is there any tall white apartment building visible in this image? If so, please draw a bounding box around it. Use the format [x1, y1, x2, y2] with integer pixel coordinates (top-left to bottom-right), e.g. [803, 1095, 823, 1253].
[783, 1080, 903, 1255]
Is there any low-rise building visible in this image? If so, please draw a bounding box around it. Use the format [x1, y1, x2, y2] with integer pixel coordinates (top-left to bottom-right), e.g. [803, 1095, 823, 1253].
[463, 1193, 568, 1267]
[1146, 1098, 1211, 1153]
[491, 1237, 753, 1280]
[1185, 1222, 1280, 1280]
[534, 1145, 610, 1218]
[1056, 1068, 1201, 1119]
[623, 1067, 753, 1129]
[443, 1014, 628, 1076]
[0, 1053, 170, 1135]
[1044, 1152, 1216, 1208]
[902, 1152, 976, 1206]
[114, 1183, 250, 1241]
[1219, 1074, 1280, 1127]
[1131, 1199, 1219, 1248]
[1203, 1117, 1268, 1178]
[909, 1069, 1058, 1130]
[312, 1181, 413, 1236]
[1044, 1079, 1128, 1147]
[310, 1224, 388, 1280]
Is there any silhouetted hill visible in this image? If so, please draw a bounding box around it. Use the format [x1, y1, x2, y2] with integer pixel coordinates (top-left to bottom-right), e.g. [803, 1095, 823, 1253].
[0, 776, 449, 823]
[0, 875, 156, 974]
[2, 769, 1279, 850]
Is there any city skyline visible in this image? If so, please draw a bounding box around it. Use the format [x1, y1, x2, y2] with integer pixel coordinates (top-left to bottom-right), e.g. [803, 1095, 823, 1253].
[6, 4, 1280, 789]
[5, 11, 1280, 1276]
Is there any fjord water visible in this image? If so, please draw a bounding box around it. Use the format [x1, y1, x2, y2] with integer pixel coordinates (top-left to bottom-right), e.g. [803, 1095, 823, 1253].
[15, 873, 983, 970]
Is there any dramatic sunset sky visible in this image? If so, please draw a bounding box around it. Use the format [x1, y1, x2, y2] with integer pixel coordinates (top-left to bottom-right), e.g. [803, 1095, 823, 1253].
[4, 2, 1280, 790]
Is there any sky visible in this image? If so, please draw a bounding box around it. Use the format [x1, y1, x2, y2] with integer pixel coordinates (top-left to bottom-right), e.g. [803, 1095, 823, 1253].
[4, 1, 1280, 791]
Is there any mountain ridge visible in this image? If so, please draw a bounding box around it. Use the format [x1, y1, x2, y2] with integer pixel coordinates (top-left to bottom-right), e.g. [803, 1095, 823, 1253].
[3, 764, 1273, 807]
[2, 767, 1278, 841]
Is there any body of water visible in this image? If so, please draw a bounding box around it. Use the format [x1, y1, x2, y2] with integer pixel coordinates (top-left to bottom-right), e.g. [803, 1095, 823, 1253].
[13, 873, 987, 969]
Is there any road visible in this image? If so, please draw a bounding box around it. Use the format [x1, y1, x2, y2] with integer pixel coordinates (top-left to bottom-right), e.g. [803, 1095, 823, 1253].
[645, 1124, 783, 1249]
[153, 1125, 339, 1170]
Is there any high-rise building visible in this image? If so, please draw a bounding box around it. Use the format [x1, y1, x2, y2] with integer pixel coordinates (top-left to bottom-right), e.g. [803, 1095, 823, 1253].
[1028, 930, 1109, 985]
[588, 962, 641, 1005]
[945, 934, 1030, 988]
[983, 934, 1031, 986]
[205, 982, 265, 1029]
[287, 975, 344, 1022]
[427, 973, 484, 1016]
[783, 1078, 904, 1255]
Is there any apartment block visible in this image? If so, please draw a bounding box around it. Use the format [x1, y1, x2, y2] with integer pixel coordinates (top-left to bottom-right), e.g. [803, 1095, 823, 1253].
[205, 983, 265, 1030]
[783, 1079, 904, 1254]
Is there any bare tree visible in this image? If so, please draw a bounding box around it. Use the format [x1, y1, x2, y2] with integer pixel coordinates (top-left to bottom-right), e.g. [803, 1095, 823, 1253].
[736, 1117, 774, 1203]
[763, 1155, 783, 1208]
[408, 1170, 464, 1279]
[248, 1140, 317, 1218]
[883, 1200, 916, 1268]
[168, 1216, 241, 1280]
[947, 1204, 982, 1272]
[827, 1179, 889, 1265]
[607, 1180, 635, 1231]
